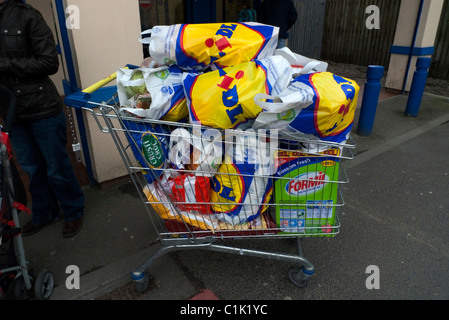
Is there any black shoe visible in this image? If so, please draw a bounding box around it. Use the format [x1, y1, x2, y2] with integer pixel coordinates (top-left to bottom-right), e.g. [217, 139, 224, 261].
[62, 217, 83, 238]
[22, 221, 46, 236]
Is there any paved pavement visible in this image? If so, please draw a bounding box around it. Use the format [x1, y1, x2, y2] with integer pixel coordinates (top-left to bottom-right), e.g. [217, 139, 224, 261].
[16, 91, 449, 303]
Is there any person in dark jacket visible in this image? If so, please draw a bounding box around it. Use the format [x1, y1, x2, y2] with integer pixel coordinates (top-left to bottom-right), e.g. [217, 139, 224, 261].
[257, 0, 298, 48]
[0, 0, 85, 237]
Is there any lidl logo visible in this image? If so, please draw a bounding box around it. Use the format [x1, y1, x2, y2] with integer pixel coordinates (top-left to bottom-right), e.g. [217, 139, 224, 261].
[180, 23, 267, 68]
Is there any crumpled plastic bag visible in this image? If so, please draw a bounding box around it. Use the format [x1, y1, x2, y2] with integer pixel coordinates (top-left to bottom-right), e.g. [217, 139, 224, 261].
[183, 55, 293, 129]
[253, 72, 359, 144]
[169, 127, 222, 176]
[117, 65, 190, 122]
[274, 47, 328, 77]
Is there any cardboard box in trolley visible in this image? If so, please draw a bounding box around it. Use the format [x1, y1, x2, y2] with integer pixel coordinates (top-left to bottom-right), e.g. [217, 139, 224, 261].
[274, 147, 341, 236]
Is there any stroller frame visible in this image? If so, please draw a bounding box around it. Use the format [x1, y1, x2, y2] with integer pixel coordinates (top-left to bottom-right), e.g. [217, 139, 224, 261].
[0, 84, 54, 300]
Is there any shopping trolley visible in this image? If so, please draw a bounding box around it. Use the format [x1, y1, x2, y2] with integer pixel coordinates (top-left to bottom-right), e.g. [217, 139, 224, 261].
[66, 70, 355, 291]
[0, 85, 54, 300]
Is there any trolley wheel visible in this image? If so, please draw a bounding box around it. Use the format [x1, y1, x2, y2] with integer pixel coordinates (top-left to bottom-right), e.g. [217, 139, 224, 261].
[34, 270, 54, 299]
[288, 267, 308, 288]
[134, 271, 150, 294]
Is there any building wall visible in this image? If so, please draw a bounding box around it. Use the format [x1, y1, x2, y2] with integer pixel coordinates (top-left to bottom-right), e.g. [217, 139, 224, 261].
[386, 0, 444, 91]
[28, 0, 144, 183]
[64, 0, 144, 183]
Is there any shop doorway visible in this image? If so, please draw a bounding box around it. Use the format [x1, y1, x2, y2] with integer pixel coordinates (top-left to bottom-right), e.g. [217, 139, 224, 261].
[138, 0, 261, 29]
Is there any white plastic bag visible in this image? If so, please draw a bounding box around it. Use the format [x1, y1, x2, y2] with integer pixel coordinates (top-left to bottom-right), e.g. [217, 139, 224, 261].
[252, 79, 315, 137]
[253, 72, 360, 144]
[169, 127, 223, 176]
[116, 65, 189, 121]
[274, 47, 328, 77]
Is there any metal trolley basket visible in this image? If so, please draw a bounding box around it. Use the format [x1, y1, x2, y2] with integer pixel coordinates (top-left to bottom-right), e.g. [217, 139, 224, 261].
[66, 72, 355, 292]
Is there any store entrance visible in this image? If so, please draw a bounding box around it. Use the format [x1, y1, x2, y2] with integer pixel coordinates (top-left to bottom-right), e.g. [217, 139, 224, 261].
[138, 0, 260, 30]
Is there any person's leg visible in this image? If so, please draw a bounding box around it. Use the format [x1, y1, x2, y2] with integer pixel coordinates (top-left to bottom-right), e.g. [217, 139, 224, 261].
[30, 111, 85, 223]
[9, 123, 61, 227]
[277, 38, 286, 49]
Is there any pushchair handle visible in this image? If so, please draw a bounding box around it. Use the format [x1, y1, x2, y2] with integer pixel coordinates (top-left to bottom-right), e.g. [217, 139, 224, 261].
[0, 84, 16, 134]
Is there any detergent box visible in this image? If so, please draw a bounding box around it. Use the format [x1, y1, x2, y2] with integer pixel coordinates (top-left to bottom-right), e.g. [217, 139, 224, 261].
[274, 147, 341, 236]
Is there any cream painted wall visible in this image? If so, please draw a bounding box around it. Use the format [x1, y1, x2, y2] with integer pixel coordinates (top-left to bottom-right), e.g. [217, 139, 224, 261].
[65, 0, 144, 89]
[22, 1, 144, 183]
[63, 0, 144, 183]
[416, 0, 445, 48]
[386, 0, 444, 92]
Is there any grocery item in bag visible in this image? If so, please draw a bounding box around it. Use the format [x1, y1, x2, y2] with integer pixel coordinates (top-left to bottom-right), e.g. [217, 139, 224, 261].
[143, 182, 219, 231]
[122, 120, 170, 184]
[253, 72, 359, 143]
[183, 55, 293, 129]
[210, 129, 276, 226]
[117, 65, 190, 122]
[140, 22, 279, 70]
[274, 148, 341, 236]
[171, 174, 212, 215]
[164, 211, 278, 235]
[169, 127, 222, 175]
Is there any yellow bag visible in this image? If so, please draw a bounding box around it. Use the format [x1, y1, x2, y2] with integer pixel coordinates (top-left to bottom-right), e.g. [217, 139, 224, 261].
[210, 130, 275, 226]
[183, 55, 292, 129]
[253, 72, 360, 143]
[140, 22, 279, 70]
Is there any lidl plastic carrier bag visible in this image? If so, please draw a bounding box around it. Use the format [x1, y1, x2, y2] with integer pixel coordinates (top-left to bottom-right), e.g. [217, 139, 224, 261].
[183, 55, 293, 130]
[139, 22, 279, 70]
[253, 72, 360, 143]
[210, 129, 276, 226]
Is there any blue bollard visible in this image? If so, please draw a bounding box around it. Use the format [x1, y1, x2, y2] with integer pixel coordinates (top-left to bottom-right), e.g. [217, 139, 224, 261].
[357, 65, 385, 136]
[405, 57, 431, 117]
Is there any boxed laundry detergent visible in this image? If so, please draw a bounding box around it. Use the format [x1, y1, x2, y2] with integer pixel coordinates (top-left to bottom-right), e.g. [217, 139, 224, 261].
[274, 147, 341, 236]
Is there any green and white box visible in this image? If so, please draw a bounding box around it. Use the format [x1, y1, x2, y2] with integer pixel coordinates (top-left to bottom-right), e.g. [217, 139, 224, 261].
[274, 148, 341, 236]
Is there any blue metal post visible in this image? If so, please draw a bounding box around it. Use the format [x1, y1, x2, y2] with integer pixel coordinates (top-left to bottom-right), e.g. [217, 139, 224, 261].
[405, 57, 431, 117]
[54, 0, 98, 186]
[356, 65, 385, 136]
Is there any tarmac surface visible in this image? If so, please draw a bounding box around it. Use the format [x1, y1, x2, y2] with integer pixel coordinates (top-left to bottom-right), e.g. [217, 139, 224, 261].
[15, 90, 449, 303]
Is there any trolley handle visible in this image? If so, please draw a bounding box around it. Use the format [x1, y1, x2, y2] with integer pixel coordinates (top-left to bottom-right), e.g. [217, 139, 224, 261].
[64, 64, 137, 109]
[64, 64, 138, 132]
[0, 84, 17, 134]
